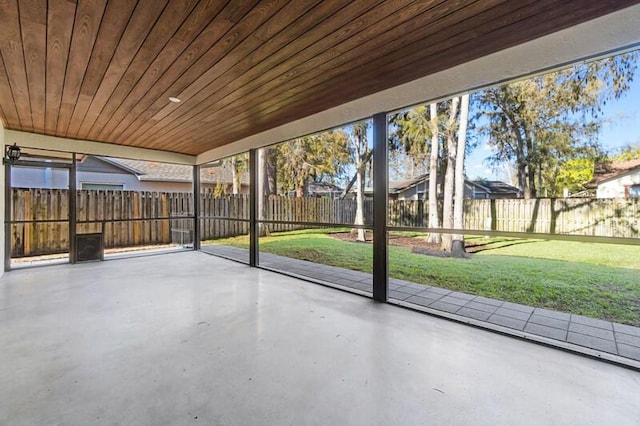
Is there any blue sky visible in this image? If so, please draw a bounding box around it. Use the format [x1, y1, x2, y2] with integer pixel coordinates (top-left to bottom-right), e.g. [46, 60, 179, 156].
[466, 68, 640, 181]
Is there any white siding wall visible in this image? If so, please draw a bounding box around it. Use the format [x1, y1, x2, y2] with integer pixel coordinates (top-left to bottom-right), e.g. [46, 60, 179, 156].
[596, 170, 640, 198]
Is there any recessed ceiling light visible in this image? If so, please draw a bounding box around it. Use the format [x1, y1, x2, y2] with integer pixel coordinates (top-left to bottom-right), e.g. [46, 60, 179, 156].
[168, 97, 181, 103]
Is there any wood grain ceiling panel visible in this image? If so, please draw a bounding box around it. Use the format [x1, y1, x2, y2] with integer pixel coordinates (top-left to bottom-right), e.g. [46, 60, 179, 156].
[185, 0, 546, 145]
[74, 0, 171, 137]
[65, 0, 138, 136]
[91, 0, 231, 141]
[146, 0, 478, 151]
[1, 0, 33, 131]
[18, 0, 46, 133]
[112, 0, 288, 144]
[45, 0, 74, 133]
[99, 0, 261, 143]
[84, 0, 200, 140]
[56, 0, 107, 135]
[0, 0, 637, 156]
[133, 0, 417, 150]
[168, 0, 637, 154]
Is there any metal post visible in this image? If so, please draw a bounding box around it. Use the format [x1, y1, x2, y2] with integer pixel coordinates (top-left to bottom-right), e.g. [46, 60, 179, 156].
[4, 160, 11, 272]
[193, 165, 201, 250]
[372, 112, 388, 302]
[249, 149, 258, 266]
[69, 153, 77, 264]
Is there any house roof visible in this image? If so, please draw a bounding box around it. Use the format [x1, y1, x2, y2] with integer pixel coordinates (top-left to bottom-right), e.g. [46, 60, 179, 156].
[585, 159, 640, 188]
[0, 2, 631, 156]
[104, 157, 249, 185]
[470, 180, 520, 195]
[307, 181, 344, 193]
[389, 174, 429, 193]
[388, 174, 520, 195]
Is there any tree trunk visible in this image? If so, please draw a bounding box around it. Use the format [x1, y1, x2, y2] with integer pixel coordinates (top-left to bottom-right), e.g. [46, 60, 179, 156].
[427, 103, 441, 244]
[351, 123, 369, 242]
[355, 166, 366, 242]
[257, 148, 270, 236]
[452, 94, 469, 256]
[231, 156, 240, 195]
[441, 97, 460, 251]
[527, 164, 536, 199]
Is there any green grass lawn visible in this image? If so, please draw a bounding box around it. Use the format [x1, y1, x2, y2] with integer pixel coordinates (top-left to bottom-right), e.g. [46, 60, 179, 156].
[207, 230, 640, 326]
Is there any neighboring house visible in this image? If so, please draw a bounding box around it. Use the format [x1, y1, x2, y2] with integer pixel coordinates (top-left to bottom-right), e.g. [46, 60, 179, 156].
[306, 181, 344, 198]
[10, 156, 249, 193]
[284, 181, 344, 198]
[384, 174, 520, 200]
[468, 180, 522, 199]
[585, 159, 640, 198]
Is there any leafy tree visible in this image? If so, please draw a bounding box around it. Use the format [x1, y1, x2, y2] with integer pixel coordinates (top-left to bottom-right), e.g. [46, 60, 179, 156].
[390, 96, 471, 254]
[474, 52, 638, 198]
[229, 153, 248, 195]
[554, 158, 595, 196]
[614, 142, 640, 160]
[390, 104, 443, 243]
[274, 130, 351, 196]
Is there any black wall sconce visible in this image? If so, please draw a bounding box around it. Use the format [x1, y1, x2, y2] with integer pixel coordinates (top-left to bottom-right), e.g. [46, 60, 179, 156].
[2, 143, 21, 165]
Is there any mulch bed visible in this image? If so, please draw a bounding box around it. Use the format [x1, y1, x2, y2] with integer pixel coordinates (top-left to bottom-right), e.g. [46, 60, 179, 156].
[328, 231, 471, 258]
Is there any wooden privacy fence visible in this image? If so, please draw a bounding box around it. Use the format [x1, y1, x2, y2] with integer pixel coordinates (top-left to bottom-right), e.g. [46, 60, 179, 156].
[10, 189, 194, 257]
[9, 189, 640, 257]
[463, 198, 640, 237]
[389, 198, 640, 237]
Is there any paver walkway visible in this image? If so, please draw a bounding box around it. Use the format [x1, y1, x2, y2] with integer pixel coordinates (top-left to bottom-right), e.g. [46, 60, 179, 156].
[202, 244, 640, 363]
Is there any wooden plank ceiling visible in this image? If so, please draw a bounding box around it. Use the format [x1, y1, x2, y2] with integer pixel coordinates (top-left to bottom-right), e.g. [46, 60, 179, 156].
[0, 0, 637, 156]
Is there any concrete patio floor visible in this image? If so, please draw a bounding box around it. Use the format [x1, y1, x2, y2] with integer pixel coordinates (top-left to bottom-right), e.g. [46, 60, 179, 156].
[2, 251, 640, 425]
[203, 244, 640, 365]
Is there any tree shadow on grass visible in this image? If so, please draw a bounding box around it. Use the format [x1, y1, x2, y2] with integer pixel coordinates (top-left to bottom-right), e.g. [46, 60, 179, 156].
[465, 238, 538, 253]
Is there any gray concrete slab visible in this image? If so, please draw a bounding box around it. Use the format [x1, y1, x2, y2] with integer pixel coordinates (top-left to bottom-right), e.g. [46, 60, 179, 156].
[405, 295, 439, 306]
[501, 302, 535, 313]
[457, 307, 492, 321]
[473, 296, 503, 307]
[465, 301, 500, 314]
[494, 307, 533, 322]
[614, 323, 640, 337]
[487, 314, 527, 330]
[2, 251, 639, 426]
[569, 323, 615, 341]
[429, 300, 462, 313]
[528, 314, 570, 330]
[571, 314, 614, 330]
[615, 333, 640, 348]
[439, 295, 471, 306]
[525, 323, 568, 341]
[567, 332, 618, 354]
[532, 308, 571, 321]
[618, 344, 640, 361]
